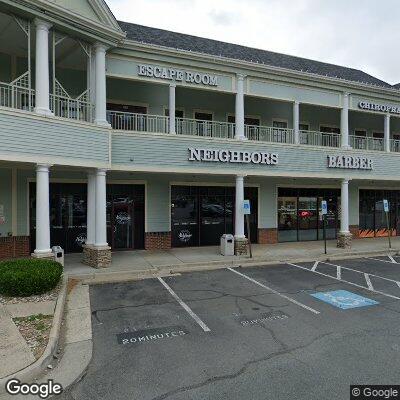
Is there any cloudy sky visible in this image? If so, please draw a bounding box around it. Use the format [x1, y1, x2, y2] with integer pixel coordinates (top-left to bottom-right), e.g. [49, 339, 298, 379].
[107, 0, 400, 85]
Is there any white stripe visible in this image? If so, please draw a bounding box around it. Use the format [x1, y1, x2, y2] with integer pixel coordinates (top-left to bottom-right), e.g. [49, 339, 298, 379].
[336, 265, 341, 280]
[158, 277, 211, 332]
[287, 262, 400, 301]
[227, 267, 320, 315]
[364, 273, 374, 290]
[397, 282, 400, 289]
[388, 255, 397, 264]
[366, 256, 398, 265]
[311, 261, 319, 272]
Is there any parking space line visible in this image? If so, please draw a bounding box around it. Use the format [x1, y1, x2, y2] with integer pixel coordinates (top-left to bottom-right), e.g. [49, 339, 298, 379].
[287, 262, 400, 301]
[336, 265, 341, 280]
[388, 255, 397, 264]
[366, 256, 398, 264]
[157, 277, 211, 332]
[311, 261, 319, 271]
[364, 273, 374, 290]
[227, 267, 320, 315]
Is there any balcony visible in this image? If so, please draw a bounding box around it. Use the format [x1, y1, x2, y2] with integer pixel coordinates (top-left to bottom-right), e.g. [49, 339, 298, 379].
[349, 135, 384, 151]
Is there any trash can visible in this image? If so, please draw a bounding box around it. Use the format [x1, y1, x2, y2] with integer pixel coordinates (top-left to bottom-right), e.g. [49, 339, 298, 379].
[52, 246, 64, 267]
[220, 234, 234, 256]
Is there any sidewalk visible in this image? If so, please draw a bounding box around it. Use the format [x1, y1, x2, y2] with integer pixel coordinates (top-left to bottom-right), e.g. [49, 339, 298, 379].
[64, 236, 400, 282]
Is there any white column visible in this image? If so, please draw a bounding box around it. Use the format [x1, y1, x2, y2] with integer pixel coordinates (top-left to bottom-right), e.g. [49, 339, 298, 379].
[235, 74, 246, 140]
[86, 172, 96, 246]
[384, 113, 391, 152]
[340, 92, 350, 149]
[34, 164, 52, 254]
[293, 100, 300, 144]
[94, 43, 109, 126]
[94, 169, 108, 247]
[340, 179, 350, 234]
[235, 175, 245, 239]
[169, 83, 176, 134]
[34, 19, 52, 116]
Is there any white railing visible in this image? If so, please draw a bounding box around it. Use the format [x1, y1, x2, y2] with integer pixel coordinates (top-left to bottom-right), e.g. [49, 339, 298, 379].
[50, 93, 94, 122]
[300, 130, 340, 147]
[391, 139, 400, 153]
[107, 110, 169, 133]
[350, 135, 384, 151]
[0, 81, 35, 111]
[176, 117, 235, 139]
[245, 125, 295, 144]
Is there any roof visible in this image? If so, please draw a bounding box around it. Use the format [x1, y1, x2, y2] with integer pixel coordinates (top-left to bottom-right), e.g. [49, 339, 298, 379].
[118, 20, 395, 90]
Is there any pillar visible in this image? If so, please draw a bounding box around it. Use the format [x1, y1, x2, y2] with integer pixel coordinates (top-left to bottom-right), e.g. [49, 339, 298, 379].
[337, 178, 352, 248]
[384, 113, 391, 152]
[86, 171, 96, 245]
[169, 83, 176, 134]
[94, 43, 109, 126]
[234, 175, 248, 255]
[340, 92, 350, 149]
[33, 164, 52, 257]
[95, 169, 107, 247]
[34, 19, 52, 116]
[235, 74, 246, 140]
[293, 100, 300, 144]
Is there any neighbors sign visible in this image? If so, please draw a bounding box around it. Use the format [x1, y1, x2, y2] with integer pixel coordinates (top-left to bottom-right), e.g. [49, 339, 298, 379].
[138, 64, 218, 87]
[358, 101, 400, 115]
[188, 148, 279, 165]
[327, 155, 373, 170]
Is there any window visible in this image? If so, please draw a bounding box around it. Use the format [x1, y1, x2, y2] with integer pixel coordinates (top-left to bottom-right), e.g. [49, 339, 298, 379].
[227, 115, 260, 125]
[354, 129, 367, 137]
[107, 103, 147, 114]
[164, 109, 184, 118]
[319, 126, 340, 147]
[372, 132, 384, 151]
[353, 130, 367, 150]
[195, 112, 213, 136]
[106, 103, 147, 131]
[320, 126, 340, 134]
[272, 120, 289, 143]
[299, 123, 309, 131]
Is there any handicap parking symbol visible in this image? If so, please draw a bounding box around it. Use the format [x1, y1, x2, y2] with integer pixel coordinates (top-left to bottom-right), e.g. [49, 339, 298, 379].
[310, 290, 379, 309]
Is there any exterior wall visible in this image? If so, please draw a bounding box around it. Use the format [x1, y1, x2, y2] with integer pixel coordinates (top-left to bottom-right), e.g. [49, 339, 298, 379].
[0, 236, 30, 260]
[0, 168, 12, 236]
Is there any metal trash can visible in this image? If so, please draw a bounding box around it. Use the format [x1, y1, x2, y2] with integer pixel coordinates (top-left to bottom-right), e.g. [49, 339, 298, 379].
[220, 234, 234, 256]
[52, 246, 64, 267]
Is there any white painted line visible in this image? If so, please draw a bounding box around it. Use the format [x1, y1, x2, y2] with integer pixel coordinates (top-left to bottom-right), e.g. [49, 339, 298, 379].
[396, 282, 400, 289]
[321, 261, 400, 284]
[336, 265, 341, 280]
[364, 273, 374, 290]
[366, 256, 398, 265]
[227, 267, 320, 315]
[286, 262, 400, 301]
[311, 261, 319, 272]
[388, 255, 397, 264]
[157, 277, 211, 332]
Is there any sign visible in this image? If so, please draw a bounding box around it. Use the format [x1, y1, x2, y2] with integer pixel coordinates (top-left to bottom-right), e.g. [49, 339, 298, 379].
[321, 200, 328, 215]
[310, 290, 379, 309]
[138, 64, 218, 87]
[243, 200, 251, 215]
[117, 326, 188, 345]
[188, 148, 279, 165]
[383, 199, 389, 212]
[327, 155, 373, 170]
[358, 101, 400, 115]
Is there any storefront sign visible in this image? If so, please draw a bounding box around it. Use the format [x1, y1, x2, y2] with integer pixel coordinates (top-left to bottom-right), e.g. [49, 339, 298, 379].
[327, 155, 373, 170]
[138, 64, 218, 86]
[358, 101, 400, 114]
[188, 148, 279, 165]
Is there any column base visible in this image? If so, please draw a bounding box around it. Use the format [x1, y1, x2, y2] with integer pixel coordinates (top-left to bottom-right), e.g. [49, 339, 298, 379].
[34, 107, 54, 117]
[337, 232, 352, 249]
[94, 119, 111, 128]
[83, 244, 111, 268]
[31, 251, 54, 261]
[234, 237, 248, 256]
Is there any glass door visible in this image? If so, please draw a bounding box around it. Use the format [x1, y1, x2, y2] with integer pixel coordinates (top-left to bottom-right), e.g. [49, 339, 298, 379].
[112, 200, 134, 249]
[278, 197, 298, 242]
[298, 197, 318, 241]
[200, 195, 226, 246]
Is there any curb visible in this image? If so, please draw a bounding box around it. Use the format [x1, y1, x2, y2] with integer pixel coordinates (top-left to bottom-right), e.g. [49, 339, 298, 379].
[0, 276, 68, 394]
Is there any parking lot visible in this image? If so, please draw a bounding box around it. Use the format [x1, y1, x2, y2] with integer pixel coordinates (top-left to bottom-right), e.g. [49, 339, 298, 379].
[61, 256, 400, 400]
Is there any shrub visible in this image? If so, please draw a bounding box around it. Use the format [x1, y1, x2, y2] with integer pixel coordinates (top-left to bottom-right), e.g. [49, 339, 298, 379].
[0, 258, 62, 297]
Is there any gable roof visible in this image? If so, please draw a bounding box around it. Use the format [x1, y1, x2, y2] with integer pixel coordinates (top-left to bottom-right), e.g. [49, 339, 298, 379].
[118, 21, 395, 90]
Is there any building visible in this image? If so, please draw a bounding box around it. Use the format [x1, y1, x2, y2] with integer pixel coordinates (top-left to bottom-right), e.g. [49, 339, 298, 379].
[0, 0, 399, 267]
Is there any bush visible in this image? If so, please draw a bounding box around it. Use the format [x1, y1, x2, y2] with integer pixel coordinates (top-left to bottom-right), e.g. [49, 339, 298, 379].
[0, 258, 62, 297]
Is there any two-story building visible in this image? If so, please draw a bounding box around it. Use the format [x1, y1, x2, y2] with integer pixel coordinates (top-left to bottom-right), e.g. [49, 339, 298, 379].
[1, 0, 400, 267]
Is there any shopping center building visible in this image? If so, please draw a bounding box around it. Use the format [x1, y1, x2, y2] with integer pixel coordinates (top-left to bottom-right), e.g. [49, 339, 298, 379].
[1, 0, 400, 266]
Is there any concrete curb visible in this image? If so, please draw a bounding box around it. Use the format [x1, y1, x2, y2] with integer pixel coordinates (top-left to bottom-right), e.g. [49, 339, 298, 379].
[81, 248, 400, 285]
[0, 276, 68, 394]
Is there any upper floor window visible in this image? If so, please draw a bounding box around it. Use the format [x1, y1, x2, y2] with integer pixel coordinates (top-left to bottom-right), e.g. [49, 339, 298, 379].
[320, 126, 340, 134]
[228, 115, 260, 126]
[107, 103, 147, 114]
[354, 129, 367, 137]
[299, 123, 309, 131]
[165, 109, 184, 118]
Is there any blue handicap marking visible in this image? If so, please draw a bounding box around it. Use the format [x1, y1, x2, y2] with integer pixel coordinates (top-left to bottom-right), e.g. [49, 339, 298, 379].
[310, 290, 379, 310]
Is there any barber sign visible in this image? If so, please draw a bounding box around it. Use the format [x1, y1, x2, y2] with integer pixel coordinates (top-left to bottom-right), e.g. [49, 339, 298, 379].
[243, 200, 251, 215]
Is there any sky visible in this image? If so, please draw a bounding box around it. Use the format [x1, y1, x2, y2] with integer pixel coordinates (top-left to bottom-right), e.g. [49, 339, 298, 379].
[106, 0, 400, 85]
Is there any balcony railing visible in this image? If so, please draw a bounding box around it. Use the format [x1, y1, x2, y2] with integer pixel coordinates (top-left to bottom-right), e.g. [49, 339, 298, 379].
[391, 139, 400, 153]
[245, 125, 295, 144]
[350, 135, 384, 151]
[107, 110, 169, 133]
[176, 117, 235, 138]
[50, 94, 94, 123]
[0, 81, 35, 111]
[300, 130, 340, 147]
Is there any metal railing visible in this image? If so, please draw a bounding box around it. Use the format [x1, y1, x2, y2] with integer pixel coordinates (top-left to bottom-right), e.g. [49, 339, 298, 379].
[50, 94, 94, 122]
[350, 135, 384, 151]
[107, 110, 169, 133]
[300, 130, 340, 147]
[391, 139, 400, 153]
[245, 125, 295, 144]
[0, 81, 35, 111]
[176, 117, 235, 138]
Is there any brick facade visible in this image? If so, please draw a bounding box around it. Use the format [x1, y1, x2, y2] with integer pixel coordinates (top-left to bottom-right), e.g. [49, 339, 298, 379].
[145, 232, 171, 250]
[258, 228, 278, 244]
[0, 236, 30, 260]
[349, 225, 359, 239]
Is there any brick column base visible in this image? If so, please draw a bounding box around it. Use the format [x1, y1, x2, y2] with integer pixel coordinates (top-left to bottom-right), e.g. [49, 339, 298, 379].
[234, 237, 248, 255]
[258, 228, 278, 244]
[145, 232, 171, 250]
[337, 232, 352, 249]
[83, 245, 111, 268]
[0, 236, 30, 260]
[349, 225, 359, 239]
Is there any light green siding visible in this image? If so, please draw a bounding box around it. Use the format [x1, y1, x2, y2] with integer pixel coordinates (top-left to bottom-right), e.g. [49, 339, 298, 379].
[0, 168, 12, 236]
